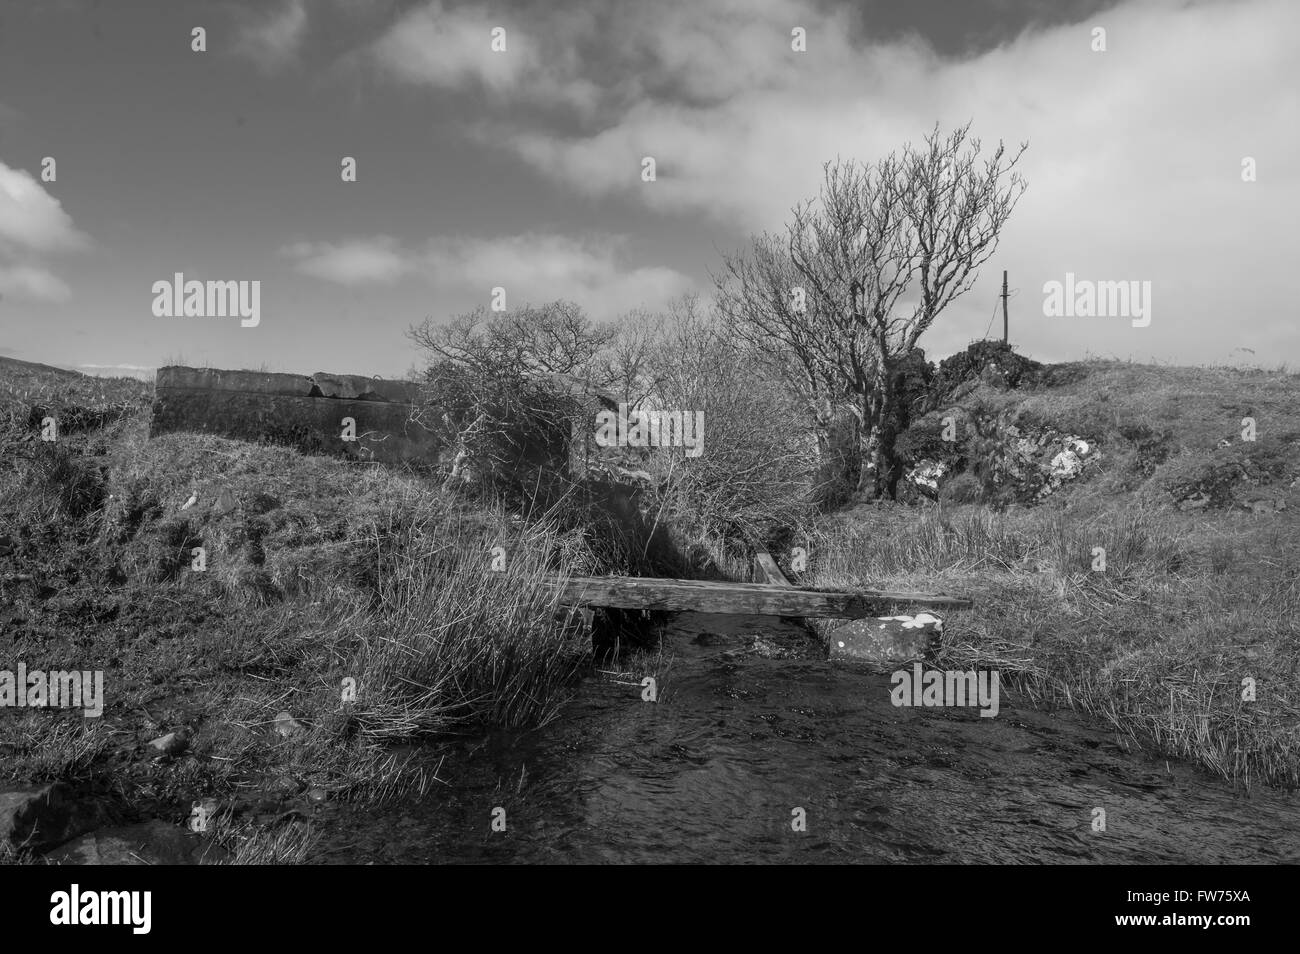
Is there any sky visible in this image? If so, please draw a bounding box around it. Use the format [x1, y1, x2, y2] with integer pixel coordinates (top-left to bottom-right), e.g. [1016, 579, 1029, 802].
[0, 0, 1295, 378]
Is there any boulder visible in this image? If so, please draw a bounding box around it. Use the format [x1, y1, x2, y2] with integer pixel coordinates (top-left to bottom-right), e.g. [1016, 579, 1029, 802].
[146, 729, 191, 759]
[273, 711, 306, 739]
[46, 820, 229, 865]
[827, 613, 943, 666]
[0, 783, 110, 850]
[905, 459, 948, 497]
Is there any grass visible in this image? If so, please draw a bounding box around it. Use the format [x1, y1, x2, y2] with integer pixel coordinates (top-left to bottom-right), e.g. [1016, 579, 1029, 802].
[214, 817, 323, 865]
[0, 368, 615, 861]
[800, 359, 1300, 788]
[0, 355, 151, 427]
[6, 349, 1298, 868]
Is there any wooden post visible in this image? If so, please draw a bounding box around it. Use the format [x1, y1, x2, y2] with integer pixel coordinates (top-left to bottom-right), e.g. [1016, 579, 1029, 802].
[1001, 270, 1009, 345]
[754, 552, 792, 587]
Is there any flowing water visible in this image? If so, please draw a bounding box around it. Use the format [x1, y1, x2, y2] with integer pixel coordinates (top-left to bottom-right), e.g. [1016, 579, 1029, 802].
[319, 613, 1300, 864]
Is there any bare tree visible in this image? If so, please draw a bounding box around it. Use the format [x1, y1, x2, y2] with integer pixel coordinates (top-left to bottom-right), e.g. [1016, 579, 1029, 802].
[407, 301, 624, 493]
[408, 300, 617, 382]
[594, 305, 666, 409]
[717, 122, 1027, 498]
[714, 232, 863, 492]
[647, 294, 816, 546]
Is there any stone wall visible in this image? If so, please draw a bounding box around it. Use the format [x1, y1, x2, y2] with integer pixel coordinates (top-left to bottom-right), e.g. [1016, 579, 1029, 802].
[150, 366, 442, 466]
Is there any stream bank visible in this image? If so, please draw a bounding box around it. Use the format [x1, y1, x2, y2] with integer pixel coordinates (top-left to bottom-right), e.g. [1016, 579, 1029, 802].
[312, 611, 1300, 864]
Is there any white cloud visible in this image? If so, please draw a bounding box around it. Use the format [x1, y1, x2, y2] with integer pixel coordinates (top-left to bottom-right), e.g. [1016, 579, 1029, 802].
[282, 235, 412, 284]
[0, 161, 86, 303]
[0, 161, 87, 253]
[463, 0, 1298, 232]
[400, 0, 1297, 363]
[421, 233, 696, 316]
[371, 2, 533, 91]
[290, 0, 1295, 362]
[284, 232, 696, 317]
[235, 0, 309, 69]
[0, 264, 71, 303]
[367, 1, 602, 110]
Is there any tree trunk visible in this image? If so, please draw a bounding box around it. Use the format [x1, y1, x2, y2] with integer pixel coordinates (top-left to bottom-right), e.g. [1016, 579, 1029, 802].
[811, 400, 857, 508]
[855, 392, 878, 497]
[856, 365, 897, 499]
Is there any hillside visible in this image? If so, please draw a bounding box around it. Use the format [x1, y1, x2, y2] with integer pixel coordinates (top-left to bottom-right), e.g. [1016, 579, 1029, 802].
[897, 350, 1300, 516]
[805, 349, 1300, 787]
[0, 355, 85, 381]
[0, 355, 152, 429]
[0, 363, 615, 861]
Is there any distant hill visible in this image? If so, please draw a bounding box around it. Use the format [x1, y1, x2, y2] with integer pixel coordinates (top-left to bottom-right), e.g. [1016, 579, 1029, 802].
[0, 354, 153, 423]
[0, 354, 89, 383]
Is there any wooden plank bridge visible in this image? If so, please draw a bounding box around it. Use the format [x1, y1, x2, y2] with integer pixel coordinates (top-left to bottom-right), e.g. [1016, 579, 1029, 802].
[546, 564, 971, 619]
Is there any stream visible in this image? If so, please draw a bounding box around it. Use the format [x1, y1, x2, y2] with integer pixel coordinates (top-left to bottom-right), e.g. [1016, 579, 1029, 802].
[317, 612, 1300, 864]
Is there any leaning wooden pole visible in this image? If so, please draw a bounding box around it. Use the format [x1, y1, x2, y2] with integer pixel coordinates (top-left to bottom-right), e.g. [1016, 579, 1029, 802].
[753, 551, 792, 587]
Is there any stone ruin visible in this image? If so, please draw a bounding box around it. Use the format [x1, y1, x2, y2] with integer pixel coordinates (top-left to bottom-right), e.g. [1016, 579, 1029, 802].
[150, 366, 620, 475]
[150, 366, 442, 466]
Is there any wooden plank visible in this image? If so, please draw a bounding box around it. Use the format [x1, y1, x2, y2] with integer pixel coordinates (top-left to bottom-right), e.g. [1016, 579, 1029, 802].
[753, 551, 792, 587]
[545, 575, 971, 618]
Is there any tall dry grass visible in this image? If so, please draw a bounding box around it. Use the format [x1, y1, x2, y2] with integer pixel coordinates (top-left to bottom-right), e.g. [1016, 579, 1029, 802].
[0, 391, 598, 806]
[803, 502, 1300, 787]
